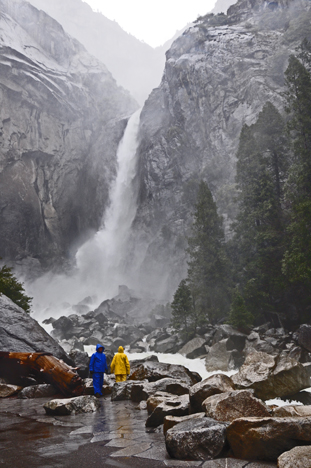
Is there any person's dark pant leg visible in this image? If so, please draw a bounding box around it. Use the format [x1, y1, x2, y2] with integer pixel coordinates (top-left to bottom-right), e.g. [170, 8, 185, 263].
[93, 372, 104, 395]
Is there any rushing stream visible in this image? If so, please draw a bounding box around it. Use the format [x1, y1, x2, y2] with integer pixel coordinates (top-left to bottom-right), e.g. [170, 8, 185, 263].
[29, 109, 142, 320]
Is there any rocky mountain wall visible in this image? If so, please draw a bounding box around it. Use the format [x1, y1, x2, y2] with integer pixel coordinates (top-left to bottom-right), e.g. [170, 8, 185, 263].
[130, 0, 311, 298]
[25, 0, 170, 105]
[0, 0, 137, 272]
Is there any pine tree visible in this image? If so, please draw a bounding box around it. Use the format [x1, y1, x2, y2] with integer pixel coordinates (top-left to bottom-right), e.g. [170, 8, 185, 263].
[187, 181, 229, 324]
[281, 51, 311, 312]
[0, 264, 32, 313]
[233, 103, 289, 319]
[227, 289, 254, 333]
[171, 279, 197, 339]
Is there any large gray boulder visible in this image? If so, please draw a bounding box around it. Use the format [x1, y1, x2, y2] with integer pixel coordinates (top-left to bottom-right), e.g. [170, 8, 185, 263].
[212, 325, 247, 351]
[69, 349, 90, 379]
[178, 337, 207, 359]
[43, 395, 100, 415]
[294, 324, 311, 353]
[0, 295, 71, 363]
[153, 335, 178, 353]
[202, 390, 271, 422]
[131, 378, 190, 402]
[129, 361, 201, 386]
[227, 417, 311, 461]
[205, 339, 244, 372]
[146, 394, 190, 427]
[189, 373, 235, 413]
[165, 418, 228, 460]
[146, 391, 174, 414]
[277, 446, 311, 468]
[18, 384, 57, 399]
[232, 352, 311, 400]
[163, 413, 206, 434]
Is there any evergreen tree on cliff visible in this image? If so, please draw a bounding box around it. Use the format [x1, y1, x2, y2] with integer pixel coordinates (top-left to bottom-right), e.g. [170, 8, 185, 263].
[171, 279, 197, 339]
[0, 263, 32, 313]
[187, 181, 230, 324]
[282, 47, 311, 319]
[233, 103, 289, 320]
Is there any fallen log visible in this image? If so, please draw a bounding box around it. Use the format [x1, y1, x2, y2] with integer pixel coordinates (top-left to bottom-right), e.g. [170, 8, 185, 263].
[0, 352, 84, 396]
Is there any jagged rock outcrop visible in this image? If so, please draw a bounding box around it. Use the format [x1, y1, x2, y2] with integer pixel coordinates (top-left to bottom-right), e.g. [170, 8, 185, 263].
[0, 0, 137, 270]
[131, 0, 311, 297]
[0, 294, 71, 363]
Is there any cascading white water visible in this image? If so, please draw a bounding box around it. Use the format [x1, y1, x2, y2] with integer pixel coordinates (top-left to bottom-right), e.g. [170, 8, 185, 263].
[29, 109, 142, 319]
[74, 108, 142, 296]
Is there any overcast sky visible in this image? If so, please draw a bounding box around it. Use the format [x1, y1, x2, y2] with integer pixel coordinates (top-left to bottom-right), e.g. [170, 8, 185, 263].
[82, 0, 217, 47]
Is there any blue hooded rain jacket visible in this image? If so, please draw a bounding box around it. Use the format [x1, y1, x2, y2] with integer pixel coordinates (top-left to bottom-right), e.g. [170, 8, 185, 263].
[89, 344, 108, 373]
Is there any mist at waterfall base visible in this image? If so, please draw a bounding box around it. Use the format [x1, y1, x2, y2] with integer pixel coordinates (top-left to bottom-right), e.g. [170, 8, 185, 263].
[27, 109, 164, 321]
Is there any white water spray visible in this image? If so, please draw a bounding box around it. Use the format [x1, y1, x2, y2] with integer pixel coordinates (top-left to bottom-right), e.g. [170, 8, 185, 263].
[75, 108, 142, 296]
[29, 109, 142, 319]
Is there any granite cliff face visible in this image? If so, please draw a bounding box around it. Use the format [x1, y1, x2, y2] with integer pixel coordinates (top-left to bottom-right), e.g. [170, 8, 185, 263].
[26, 0, 171, 105]
[130, 0, 311, 297]
[0, 0, 137, 272]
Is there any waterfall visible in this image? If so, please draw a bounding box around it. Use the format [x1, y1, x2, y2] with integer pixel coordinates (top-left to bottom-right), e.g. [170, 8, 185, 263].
[29, 109, 142, 319]
[75, 108, 142, 297]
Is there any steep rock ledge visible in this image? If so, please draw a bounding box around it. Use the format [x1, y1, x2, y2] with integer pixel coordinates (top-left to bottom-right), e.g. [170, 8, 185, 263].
[131, 0, 311, 297]
[0, 0, 137, 271]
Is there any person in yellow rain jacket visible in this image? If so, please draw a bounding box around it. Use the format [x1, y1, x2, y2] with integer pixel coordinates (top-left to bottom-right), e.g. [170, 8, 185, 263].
[110, 346, 130, 382]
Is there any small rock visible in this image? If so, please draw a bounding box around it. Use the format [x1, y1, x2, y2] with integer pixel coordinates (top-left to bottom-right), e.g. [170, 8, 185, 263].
[273, 405, 311, 417]
[137, 400, 147, 410]
[0, 383, 22, 398]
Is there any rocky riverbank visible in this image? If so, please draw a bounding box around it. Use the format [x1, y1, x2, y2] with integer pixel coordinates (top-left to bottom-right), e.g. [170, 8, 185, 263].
[41, 286, 311, 382]
[1, 291, 311, 465]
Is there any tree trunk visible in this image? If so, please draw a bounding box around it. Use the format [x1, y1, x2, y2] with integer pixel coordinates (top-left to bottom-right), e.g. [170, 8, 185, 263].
[0, 352, 84, 396]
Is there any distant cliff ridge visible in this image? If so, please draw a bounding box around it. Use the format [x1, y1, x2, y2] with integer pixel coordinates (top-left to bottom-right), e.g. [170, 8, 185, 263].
[0, 0, 137, 271]
[26, 0, 171, 105]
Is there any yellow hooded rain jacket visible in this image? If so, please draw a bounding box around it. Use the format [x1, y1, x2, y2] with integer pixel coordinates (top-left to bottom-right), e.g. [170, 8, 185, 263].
[111, 346, 130, 375]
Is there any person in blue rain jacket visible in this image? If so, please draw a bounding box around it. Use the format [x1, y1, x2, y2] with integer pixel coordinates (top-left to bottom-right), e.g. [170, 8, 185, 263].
[89, 344, 108, 397]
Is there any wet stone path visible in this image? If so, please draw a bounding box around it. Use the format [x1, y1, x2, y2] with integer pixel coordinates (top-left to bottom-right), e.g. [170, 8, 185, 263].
[0, 397, 277, 468]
